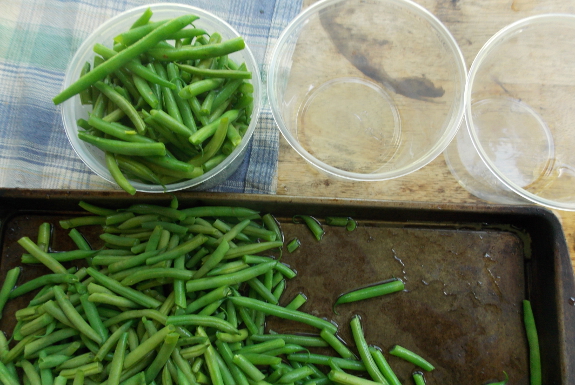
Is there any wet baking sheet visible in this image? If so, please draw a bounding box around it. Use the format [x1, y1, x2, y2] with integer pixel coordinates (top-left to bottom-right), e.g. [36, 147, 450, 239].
[0, 189, 573, 385]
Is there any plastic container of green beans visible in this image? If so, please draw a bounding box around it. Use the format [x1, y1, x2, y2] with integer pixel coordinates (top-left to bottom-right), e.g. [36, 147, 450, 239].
[60, 3, 261, 193]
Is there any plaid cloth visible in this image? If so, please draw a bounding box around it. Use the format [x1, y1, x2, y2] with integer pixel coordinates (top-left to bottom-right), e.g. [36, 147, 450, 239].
[0, 0, 303, 194]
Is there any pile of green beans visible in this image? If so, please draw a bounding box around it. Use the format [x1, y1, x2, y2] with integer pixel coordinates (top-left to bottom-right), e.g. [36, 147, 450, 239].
[54, 8, 255, 194]
[0, 200, 540, 385]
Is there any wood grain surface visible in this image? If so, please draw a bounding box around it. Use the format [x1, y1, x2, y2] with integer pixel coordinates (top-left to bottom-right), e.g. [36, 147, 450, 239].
[275, 0, 575, 273]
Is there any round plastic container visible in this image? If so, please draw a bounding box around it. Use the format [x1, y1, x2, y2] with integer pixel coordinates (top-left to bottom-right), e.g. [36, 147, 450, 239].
[444, 14, 575, 211]
[267, 0, 466, 181]
[61, 3, 261, 192]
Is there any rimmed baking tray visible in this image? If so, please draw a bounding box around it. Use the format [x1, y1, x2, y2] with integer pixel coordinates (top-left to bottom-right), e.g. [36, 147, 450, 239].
[0, 189, 573, 385]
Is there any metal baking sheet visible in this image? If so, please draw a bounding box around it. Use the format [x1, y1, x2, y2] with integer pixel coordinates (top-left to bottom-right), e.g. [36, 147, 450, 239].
[0, 189, 573, 385]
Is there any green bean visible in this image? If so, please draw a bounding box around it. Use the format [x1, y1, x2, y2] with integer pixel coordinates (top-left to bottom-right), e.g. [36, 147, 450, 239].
[0, 267, 20, 318]
[186, 286, 231, 314]
[288, 354, 366, 371]
[145, 333, 179, 383]
[523, 300, 541, 385]
[130, 7, 152, 29]
[36, 222, 52, 252]
[247, 277, 278, 305]
[207, 261, 249, 276]
[38, 355, 71, 370]
[389, 345, 434, 372]
[132, 73, 159, 109]
[71, 371, 84, 385]
[293, 215, 324, 241]
[116, 155, 163, 185]
[186, 261, 277, 292]
[321, 329, 355, 360]
[334, 280, 404, 312]
[18, 237, 67, 274]
[232, 353, 265, 382]
[78, 132, 166, 156]
[177, 64, 252, 79]
[22, 360, 42, 385]
[214, 340, 249, 385]
[78, 201, 115, 216]
[350, 316, 388, 383]
[166, 314, 239, 334]
[328, 370, 380, 385]
[53, 286, 102, 344]
[22, 249, 97, 264]
[86, 267, 162, 309]
[252, 333, 328, 348]
[107, 249, 161, 273]
[146, 234, 208, 265]
[236, 338, 286, 355]
[88, 292, 139, 308]
[93, 81, 146, 133]
[279, 365, 315, 384]
[94, 321, 134, 362]
[412, 372, 426, 385]
[105, 152, 136, 195]
[193, 239, 230, 279]
[204, 344, 225, 385]
[59, 362, 103, 379]
[224, 241, 284, 260]
[230, 295, 336, 334]
[188, 110, 237, 146]
[119, 267, 192, 286]
[149, 37, 245, 62]
[104, 310, 167, 329]
[368, 347, 400, 385]
[181, 206, 259, 218]
[287, 238, 301, 253]
[24, 328, 80, 359]
[124, 324, 176, 369]
[54, 15, 195, 104]
[20, 313, 55, 336]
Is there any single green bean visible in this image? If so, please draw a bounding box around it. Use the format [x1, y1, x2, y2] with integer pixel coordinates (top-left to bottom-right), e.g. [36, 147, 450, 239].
[88, 292, 140, 308]
[287, 238, 301, 253]
[193, 239, 230, 279]
[177, 64, 251, 79]
[369, 347, 401, 385]
[224, 241, 284, 260]
[287, 354, 366, 371]
[251, 333, 328, 347]
[24, 328, 80, 358]
[166, 314, 239, 334]
[186, 261, 277, 292]
[334, 280, 404, 312]
[350, 316, 388, 383]
[188, 110, 237, 146]
[149, 37, 245, 62]
[412, 372, 426, 385]
[105, 151, 136, 195]
[78, 201, 115, 216]
[328, 370, 380, 385]
[232, 353, 265, 382]
[0, 267, 20, 318]
[180, 206, 259, 218]
[21, 360, 42, 385]
[103, 309, 167, 328]
[389, 345, 435, 372]
[523, 300, 541, 385]
[121, 268, 193, 286]
[247, 277, 278, 305]
[293, 215, 324, 241]
[21, 249, 97, 264]
[17, 237, 67, 274]
[279, 365, 315, 384]
[321, 329, 355, 360]
[78, 132, 166, 156]
[230, 295, 336, 334]
[186, 285, 231, 314]
[146, 234, 208, 265]
[86, 267, 162, 309]
[59, 362, 103, 379]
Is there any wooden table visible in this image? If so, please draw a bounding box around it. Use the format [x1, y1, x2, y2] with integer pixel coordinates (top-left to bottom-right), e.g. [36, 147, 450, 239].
[275, 0, 575, 273]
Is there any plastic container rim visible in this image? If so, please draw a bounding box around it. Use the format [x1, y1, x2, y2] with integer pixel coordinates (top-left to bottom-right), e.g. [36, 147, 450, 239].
[465, 13, 575, 211]
[267, 0, 467, 182]
[61, 3, 262, 192]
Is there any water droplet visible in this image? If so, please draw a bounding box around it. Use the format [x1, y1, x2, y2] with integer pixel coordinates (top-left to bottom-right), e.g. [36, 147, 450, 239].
[569, 297, 575, 306]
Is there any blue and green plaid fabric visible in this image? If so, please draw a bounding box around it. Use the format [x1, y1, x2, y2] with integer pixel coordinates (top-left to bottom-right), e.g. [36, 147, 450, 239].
[0, 0, 302, 193]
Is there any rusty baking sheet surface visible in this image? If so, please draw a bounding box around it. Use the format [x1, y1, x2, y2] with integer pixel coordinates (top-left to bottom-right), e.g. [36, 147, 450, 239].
[0, 189, 573, 385]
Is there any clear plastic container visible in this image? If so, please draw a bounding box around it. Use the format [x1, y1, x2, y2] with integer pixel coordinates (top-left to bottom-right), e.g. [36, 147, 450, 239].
[444, 14, 575, 211]
[60, 3, 261, 192]
[267, 0, 466, 181]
